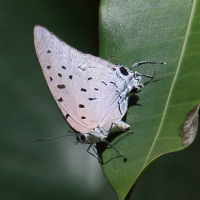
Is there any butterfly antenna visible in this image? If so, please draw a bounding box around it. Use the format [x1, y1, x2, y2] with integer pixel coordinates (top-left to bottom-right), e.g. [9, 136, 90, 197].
[132, 61, 166, 68]
[33, 131, 76, 141]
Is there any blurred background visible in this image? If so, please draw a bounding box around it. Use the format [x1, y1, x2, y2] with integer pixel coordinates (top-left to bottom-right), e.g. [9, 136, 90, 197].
[1, 0, 200, 199]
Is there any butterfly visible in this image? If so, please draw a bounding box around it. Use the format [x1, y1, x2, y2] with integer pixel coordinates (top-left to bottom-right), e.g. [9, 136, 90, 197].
[34, 25, 164, 162]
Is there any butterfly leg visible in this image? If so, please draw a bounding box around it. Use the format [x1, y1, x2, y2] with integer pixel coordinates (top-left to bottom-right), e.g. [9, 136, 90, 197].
[132, 71, 156, 90]
[101, 139, 127, 162]
[132, 61, 166, 68]
[132, 61, 166, 84]
[135, 71, 156, 79]
[92, 144, 98, 155]
[104, 122, 132, 162]
[87, 143, 102, 162]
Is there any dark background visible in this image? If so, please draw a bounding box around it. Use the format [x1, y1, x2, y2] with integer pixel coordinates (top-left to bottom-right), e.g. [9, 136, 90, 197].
[0, 1, 200, 199]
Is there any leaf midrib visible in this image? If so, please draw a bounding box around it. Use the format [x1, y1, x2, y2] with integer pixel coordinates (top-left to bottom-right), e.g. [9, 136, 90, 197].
[142, 0, 196, 168]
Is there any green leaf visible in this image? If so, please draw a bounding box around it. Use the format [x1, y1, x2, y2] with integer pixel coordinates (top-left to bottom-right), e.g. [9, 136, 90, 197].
[98, 0, 200, 199]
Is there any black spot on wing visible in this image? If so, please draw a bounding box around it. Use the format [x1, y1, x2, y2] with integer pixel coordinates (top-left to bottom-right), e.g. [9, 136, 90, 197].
[110, 81, 118, 88]
[118, 102, 122, 115]
[58, 73, 62, 77]
[101, 81, 107, 86]
[58, 97, 63, 102]
[88, 77, 92, 80]
[81, 88, 87, 92]
[120, 66, 129, 76]
[81, 116, 86, 119]
[47, 50, 51, 54]
[50, 77, 53, 81]
[62, 66, 66, 70]
[94, 88, 98, 91]
[47, 65, 51, 69]
[78, 66, 86, 71]
[65, 114, 70, 119]
[57, 84, 66, 89]
[79, 104, 85, 108]
[69, 75, 73, 79]
[88, 98, 97, 101]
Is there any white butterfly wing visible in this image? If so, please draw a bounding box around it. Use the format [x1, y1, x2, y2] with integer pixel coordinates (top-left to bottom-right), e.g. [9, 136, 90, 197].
[34, 25, 89, 133]
[34, 25, 131, 133]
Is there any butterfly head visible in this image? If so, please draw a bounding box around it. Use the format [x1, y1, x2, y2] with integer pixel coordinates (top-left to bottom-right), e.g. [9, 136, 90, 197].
[76, 133, 86, 144]
[76, 132, 98, 144]
[76, 128, 106, 144]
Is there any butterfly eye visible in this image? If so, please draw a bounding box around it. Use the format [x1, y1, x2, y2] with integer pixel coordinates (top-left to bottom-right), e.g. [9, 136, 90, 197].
[80, 134, 86, 141]
[76, 134, 86, 142]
